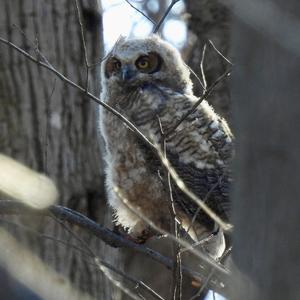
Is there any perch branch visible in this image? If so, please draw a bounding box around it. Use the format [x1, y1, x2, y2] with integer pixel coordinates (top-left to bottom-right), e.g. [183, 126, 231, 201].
[113, 186, 228, 274]
[0, 200, 229, 297]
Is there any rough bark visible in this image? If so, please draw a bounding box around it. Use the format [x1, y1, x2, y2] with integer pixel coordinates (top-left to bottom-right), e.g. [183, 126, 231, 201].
[230, 0, 300, 299]
[0, 0, 121, 298]
[185, 0, 232, 120]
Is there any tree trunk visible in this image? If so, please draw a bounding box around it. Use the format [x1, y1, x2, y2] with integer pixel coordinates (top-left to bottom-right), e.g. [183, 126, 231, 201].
[185, 0, 232, 120]
[230, 0, 300, 299]
[0, 0, 121, 298]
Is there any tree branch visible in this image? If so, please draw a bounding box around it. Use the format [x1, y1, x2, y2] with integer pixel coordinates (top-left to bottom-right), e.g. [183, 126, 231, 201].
[124, 0, 156, 25]
[166, 68, 231, 136]
[0, 217, 164, 300]
[0, 200, 229, 297]
[153, 0, 181, 33]
[0, 36, 156, 153]
[73, 0, 90, 91]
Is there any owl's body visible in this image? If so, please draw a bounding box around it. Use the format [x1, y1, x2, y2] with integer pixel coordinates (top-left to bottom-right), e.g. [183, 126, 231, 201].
[100, 35, 233, 257]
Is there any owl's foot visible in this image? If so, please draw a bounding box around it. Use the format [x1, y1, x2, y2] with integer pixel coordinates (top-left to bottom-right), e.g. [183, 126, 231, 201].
[113, 225, 154, 244]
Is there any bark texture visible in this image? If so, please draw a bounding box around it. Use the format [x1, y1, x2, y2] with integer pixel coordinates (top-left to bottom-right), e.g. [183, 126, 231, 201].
[230, 0, 300, 299]
[185, 0, 232, 120]
[0, 0, 121, 298]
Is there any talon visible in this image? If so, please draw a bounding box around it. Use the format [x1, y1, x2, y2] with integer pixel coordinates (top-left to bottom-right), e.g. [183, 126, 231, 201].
[113, 225, 153, 244]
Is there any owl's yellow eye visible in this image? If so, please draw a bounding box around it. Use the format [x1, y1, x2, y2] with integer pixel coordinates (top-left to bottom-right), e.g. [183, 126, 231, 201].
[135, 53, 162, 74]
[137, 58, 149, 69]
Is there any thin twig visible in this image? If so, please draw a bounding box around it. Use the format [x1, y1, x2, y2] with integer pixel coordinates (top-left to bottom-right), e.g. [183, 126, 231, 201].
[185, 179, 222, 238]
[157, 117, 182, 300]
[154, 143, 232, 232]
[168, 170, 182, 300]
[125, 0, 156, 25]
[12, 24, 51, 66]
[189, 271, 214, 300]
[190, 247, 232, 300]
[0, 218, 91, 258]
[113, 187, 229, 275]
[89, 52, 110, 68]
[200, 44, 207, 93]
[0, 217, 164, 300]
[180, 233, 216, 255]
[208, 40, 233, 65]
[185, 63, 205, 90]
[50, 214, 142, 300]
[166, 69, 231, 137]
[153, 0, 181, 33]
[73, 0, 90, 91]
[83, 256, 165, 300]
[0, 37, 156, 152]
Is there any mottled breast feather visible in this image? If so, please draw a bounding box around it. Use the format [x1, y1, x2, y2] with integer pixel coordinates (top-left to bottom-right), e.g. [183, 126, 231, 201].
[133, 85, 234, 231]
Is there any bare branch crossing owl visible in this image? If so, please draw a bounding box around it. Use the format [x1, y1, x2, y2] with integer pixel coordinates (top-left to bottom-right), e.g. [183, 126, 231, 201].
[99, 35, 233, 258]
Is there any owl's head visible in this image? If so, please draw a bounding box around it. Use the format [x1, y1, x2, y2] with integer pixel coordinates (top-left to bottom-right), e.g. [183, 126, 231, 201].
[101, 35, 193, 96]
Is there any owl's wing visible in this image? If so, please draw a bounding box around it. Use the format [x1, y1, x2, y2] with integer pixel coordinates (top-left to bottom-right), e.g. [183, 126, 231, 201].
[163, 94, 234, 229]
[134, 88, 234, 231]
[166, 150, 232, 230]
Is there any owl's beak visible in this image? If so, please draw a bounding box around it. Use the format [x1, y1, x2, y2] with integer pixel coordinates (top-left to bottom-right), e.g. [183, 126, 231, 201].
[121, 65, 136, 81]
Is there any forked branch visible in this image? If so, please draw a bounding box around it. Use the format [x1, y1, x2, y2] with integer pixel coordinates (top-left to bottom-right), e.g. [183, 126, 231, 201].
[153, 0, 181, 33]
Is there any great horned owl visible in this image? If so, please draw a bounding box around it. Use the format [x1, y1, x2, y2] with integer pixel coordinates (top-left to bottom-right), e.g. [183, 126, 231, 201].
[99, 35, 233, 258]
